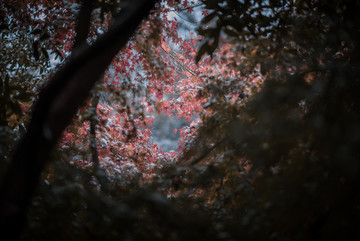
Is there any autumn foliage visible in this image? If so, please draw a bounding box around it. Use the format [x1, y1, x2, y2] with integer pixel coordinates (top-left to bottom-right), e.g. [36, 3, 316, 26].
[1, 0, 360, 240]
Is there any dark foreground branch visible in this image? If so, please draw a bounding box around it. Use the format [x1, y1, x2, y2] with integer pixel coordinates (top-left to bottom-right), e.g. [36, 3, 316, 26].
[0, 0, 157, 239]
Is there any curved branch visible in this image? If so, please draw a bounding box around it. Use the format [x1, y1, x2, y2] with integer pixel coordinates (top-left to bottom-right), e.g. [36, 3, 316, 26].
[0, 0, 157, 238]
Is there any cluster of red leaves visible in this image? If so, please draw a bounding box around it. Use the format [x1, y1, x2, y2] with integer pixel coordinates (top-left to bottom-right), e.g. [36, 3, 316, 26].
[22, 0, 262, 183]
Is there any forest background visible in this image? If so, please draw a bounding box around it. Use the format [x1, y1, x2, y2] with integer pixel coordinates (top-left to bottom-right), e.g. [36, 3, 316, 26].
[1, 0, 360, 240]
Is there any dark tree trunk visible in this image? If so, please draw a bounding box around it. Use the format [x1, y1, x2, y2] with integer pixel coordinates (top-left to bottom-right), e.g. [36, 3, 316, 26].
[0, 0, 157, 239]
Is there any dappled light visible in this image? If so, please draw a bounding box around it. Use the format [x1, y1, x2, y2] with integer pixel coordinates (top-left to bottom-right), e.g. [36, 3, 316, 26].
[1, 0, 360, 240]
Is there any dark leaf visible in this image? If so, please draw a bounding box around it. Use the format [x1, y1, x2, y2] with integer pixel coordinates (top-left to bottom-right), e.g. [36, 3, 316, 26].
[39, 32, 50, 41]
[31, 29, 41, 35]
[196, 42, 209, 63]
[33, 41, 40, 60]
[41, 47, 49, 60]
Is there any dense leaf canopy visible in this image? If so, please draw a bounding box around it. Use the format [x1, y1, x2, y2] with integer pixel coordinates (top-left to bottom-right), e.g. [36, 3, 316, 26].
[1, 0, 360, 240]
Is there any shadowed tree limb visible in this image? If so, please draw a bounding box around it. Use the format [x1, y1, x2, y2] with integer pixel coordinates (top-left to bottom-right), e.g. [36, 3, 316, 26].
[0, 0, 157, 239]
[73, 0, 94, 50]
[73, 0, 108, 192]
[89, 92, 109, 192]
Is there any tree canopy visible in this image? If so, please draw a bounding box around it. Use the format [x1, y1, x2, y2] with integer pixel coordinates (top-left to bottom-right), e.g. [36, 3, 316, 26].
[1, 0, 360, 240]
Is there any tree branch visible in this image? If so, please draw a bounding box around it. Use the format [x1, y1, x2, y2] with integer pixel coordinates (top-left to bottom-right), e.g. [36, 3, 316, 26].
[73, 0, 94, 49]
[0, 0, 157, 238]
[160, 44, 197, 77]
[89, 92, 108, 192]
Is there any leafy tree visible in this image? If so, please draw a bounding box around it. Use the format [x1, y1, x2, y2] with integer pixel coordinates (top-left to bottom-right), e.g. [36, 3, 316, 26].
[1, 0, 360, 241]
[0, 0, 158, 238]
[180, 0, 360, 240]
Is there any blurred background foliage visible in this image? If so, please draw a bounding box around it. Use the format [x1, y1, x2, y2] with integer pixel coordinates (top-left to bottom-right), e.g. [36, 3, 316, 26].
[1, 0, 360, 240]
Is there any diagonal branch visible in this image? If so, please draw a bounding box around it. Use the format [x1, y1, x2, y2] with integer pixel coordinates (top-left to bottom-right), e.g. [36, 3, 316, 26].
[160, 44, 197, 77]
[73, 0, 108, 192]
[89, 91, 108, 192]
[0, 0, 157, 238]
[73, 0, 94, 49]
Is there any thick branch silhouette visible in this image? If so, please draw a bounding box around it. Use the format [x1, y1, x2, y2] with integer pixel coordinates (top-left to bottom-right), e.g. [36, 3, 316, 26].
[0, 0, 157, 238]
